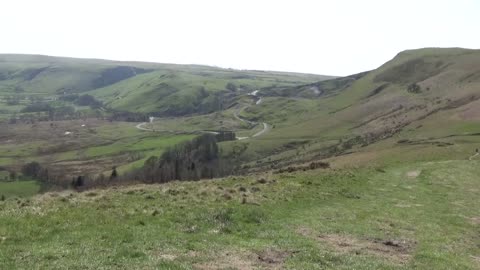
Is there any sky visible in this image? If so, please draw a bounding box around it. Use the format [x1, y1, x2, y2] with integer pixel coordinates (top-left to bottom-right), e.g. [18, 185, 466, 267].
[1, 0, 479, 76]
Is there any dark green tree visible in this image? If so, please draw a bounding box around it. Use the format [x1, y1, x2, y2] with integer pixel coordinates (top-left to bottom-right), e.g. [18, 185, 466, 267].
[110, 166, 118, 180]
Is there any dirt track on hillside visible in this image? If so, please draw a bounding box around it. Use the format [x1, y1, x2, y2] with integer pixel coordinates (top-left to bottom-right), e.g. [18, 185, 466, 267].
[136, 90, 270, 140]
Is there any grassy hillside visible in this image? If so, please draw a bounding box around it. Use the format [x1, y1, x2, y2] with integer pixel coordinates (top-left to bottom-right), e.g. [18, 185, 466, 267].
[87, 69, 321, 115]
[0, 160, 479, 269]
[217, 48, 480, 169]
[0, 54, 333, 117]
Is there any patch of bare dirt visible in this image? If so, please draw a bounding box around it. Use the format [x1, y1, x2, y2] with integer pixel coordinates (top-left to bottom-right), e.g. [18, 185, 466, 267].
[194, 248, 292, 270]
[194, 251, 255, 270]
[297, 227, 415, 264]
[471, 255, 480, 265]
[468, 217, 480, 225]
[394, 203, 412, 208]
[256, 249, 292, 269]
[155, 253, 177, 261]
[406, 170, 421, 178]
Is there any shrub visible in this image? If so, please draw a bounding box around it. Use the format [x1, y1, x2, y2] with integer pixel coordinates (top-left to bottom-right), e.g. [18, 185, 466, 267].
[407, 83, 421, 93]
[21, 162, 42, 178]
[75, 95, 103, 108]
[21, 103, 52, 113]
[226, 82, 237, 92]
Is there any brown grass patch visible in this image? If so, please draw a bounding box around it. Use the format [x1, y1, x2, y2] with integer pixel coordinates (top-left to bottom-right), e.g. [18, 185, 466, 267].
[256, 249, 292, 269]
[406, 170, 421, 178]
[194, 248, 292, 270]
[471, 255, 480, 265]
[468, 217, 480, 225]
[297, 227, 415, 264]
[154, 252, 177, 261]
[194, 250, 255, 270]
[458, 99, 480, 120]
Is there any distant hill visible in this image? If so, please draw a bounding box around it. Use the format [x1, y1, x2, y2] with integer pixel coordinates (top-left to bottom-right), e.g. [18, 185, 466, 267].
[0, 54, 334, 116]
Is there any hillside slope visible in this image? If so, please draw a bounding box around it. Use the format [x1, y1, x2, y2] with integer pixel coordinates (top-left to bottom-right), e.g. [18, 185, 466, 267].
[224, 48, 480, 169]
[0, 54, 333, 116]
[1, 160, 479, 269]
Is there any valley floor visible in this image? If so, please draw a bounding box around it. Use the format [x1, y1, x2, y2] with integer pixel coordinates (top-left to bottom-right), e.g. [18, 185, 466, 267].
[0, 160, 479, 269]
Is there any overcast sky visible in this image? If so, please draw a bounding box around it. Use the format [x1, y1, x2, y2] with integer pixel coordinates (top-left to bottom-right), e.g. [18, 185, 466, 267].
[1, 0, 479, 76]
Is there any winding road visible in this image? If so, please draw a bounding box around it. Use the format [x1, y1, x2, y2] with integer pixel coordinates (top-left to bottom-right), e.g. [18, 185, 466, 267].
[135, 122, 151, 131]
[135, 90, 270, 140]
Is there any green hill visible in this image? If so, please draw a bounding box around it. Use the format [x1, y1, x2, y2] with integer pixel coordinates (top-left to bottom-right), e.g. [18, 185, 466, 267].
[0, 54, 333, 116]
[222, 48, 480, 169]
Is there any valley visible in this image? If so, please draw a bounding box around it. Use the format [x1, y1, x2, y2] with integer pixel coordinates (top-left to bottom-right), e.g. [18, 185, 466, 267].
[1, 48, 480, 269]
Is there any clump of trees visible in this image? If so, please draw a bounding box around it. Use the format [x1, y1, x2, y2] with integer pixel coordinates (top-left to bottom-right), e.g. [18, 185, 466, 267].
[21, 103, 53, 113]
[214, 131, 236, 142]
[407, 83, 422, 93]
[21, 161, 43, 178]
[108, 111, 148, 122]
[18, 103, 77, 121]
[59, 94, 79, 102]
[74, 94, 103, 108]
[19, 161, 95, 190]
[139, 134, 231, 183]
[17, 134, 233, 191]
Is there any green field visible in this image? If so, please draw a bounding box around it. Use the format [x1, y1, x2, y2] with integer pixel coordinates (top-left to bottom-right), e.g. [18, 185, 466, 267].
[0, 181, 41, 199]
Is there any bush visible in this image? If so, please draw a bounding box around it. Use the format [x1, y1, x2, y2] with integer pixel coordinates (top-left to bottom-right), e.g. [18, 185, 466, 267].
[59, 94, 79, 102]
[407, 83, 421, 93]
[9, 171, 16, 181]
[75, 95, 103, 108]
[6, 96, 20, 105]
[21, 162, 42, 178]
[21, 103, 52, 113]
[226, 82, 237, 92]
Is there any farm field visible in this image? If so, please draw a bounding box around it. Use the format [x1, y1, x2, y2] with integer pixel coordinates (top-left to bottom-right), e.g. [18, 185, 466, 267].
[0, 119, 194, 192]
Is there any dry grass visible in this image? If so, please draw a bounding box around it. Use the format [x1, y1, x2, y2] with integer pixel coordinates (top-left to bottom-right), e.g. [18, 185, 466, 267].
[297, 227, 415, 264]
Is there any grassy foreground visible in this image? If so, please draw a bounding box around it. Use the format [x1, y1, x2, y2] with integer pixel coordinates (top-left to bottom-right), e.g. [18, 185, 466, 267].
[0, 160, 479, 269]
